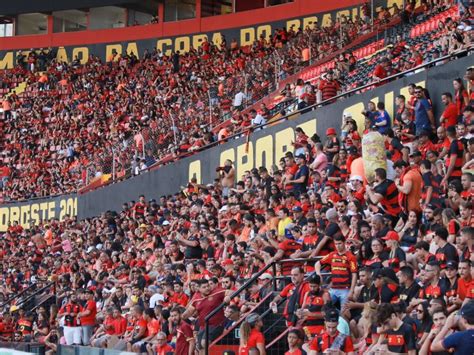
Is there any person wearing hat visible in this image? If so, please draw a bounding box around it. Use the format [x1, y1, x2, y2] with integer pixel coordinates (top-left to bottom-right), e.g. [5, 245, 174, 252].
[382, 231, 406, 273]
[308, 307, 355, 354]
[291, 206, 307, 227]
[238, 313, 265, 355]
[341, 112, 361, 149]
[285, 154, 309, 197]
[324, 127, 340, 162]
[441, 260, 460, 312]
[431, 300, 474, 354]
[297, 273, 330, 336]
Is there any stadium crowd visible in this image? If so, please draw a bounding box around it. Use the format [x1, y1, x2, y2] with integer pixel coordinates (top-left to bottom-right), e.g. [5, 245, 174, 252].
[1, 55, 474, 354]
[0, 0, 452, 202]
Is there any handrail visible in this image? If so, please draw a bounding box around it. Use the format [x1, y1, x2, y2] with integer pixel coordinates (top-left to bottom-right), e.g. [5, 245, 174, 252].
[0, 282, 37, 310]
[152, 45, 473, 172]
[14, 281, 55, 311]
[2, 33, 470, 205]
[204, 257, 322, 355]
[209, 290, 274, 348]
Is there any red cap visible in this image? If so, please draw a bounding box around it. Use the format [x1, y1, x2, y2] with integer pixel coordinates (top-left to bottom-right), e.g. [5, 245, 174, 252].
[221, 259, 234, 266]
[326, 127, 337, 136]
[383, 231, 399, 242]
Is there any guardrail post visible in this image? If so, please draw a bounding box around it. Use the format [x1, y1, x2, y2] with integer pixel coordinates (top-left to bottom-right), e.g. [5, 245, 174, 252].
[205, 322, 209, 355]
[272, 262, 277, 291]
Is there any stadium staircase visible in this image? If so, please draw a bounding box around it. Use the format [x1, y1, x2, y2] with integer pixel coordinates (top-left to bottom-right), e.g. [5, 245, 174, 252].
[0, 281, 56, 315]
[206, 258, 324, 355]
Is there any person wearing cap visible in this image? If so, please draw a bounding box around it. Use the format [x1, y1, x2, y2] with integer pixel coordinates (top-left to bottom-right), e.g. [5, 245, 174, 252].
[315, 234, 358, 308]
[285, 154, 309, 197]
[58, 291, 84, 345]
[382, 231, 406, 272]
[77, 289, 97, 345]
[348, 175, 365, 205]
[324, 127, 340, 162]
[297, 273, 330, 336]
[239, 313, 266, 355]
[318, 70, 341, 102]
[308, 307, 355, 354]
[431, 300, 474, 354]
[292, 206, 307, 227]
[442, 260, 460, 313]
[341, 113, 361, 150]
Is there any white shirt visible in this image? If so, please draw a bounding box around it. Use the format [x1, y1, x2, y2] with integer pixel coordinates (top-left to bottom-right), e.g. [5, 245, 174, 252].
[150, 293, 165, 308]
[234, 92, 246, 106]
[251, 114, 266, 127]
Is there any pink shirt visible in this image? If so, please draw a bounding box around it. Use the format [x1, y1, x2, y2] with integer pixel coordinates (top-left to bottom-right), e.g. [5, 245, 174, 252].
[311, 152, 328, 174]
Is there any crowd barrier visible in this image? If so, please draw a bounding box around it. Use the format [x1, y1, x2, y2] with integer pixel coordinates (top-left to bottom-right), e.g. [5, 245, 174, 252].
[0, 342, 45, 354]
[0, 53, 471, 231]
[58, 345, 135, 355]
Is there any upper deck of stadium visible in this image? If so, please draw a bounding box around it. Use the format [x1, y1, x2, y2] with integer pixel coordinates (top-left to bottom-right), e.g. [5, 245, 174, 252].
[0, 0, 364, 55]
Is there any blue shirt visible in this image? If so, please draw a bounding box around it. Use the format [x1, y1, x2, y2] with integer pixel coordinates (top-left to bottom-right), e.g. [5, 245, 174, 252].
[374, 110, 391, 134]
[442, 329, 474, 355]
[414, 98, 432, 133]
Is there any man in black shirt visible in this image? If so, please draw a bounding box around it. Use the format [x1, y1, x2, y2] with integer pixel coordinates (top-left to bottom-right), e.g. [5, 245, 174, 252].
[434, 226, 459, 270]
[399, 266, 421, 305]
[371, 303, 417, 355]
[344, 267, 377, 335]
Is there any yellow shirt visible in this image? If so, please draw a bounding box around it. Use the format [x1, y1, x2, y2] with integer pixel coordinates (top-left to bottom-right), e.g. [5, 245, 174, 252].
[278, 217, 293, 237]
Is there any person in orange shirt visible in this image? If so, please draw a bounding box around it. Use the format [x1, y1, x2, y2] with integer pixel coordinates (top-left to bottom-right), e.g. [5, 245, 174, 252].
[394, 158, 422, 214]
[2, 98, 11, 120]
[132, 308, 161, 353]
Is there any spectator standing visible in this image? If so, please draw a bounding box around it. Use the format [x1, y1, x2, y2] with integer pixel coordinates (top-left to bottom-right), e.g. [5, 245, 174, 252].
[440, 92, 460, 128]
[169, 307, 195, 355]
[414, 87, 435, 135]
[58, 293, 83, 346]
[78, 290, 97, 345]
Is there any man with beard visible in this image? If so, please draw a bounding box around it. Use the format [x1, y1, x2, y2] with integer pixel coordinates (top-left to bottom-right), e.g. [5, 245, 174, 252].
[169, 307, 194, 355]
[297, 273, 330, 336]
[58, 292, 84, 345]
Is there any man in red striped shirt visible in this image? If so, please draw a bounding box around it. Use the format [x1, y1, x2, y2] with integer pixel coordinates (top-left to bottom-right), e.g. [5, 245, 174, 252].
[315, 235, 358, 308]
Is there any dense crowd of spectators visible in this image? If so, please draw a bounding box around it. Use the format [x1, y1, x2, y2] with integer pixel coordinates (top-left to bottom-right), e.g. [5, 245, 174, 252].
[1, 54, 474, 354]
[0, 1, 418, 202]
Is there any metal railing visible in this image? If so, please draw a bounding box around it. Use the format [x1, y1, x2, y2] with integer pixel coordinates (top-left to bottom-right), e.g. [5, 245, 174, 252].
[151, 45, 472, 173]
[13, 281, 55, 312]
[0, 282, 37, 312]
[204, 257, 324, 355]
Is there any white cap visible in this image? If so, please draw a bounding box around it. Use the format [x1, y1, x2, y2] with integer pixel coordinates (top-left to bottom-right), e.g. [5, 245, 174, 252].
[343, 111, 353, 119]
[350, 175, 363, 182]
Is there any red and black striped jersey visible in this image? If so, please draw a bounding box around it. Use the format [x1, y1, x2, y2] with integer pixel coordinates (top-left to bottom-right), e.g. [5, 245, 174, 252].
[320, 251, 357, 289]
